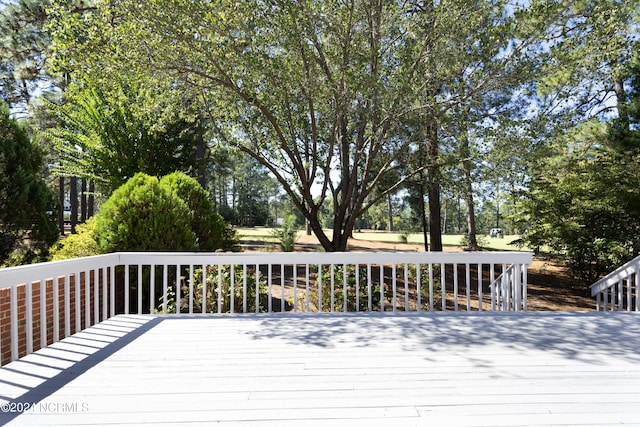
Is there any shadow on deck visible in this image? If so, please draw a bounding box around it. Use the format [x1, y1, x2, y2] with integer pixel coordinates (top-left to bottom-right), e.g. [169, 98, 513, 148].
[1, 312, 640, 426]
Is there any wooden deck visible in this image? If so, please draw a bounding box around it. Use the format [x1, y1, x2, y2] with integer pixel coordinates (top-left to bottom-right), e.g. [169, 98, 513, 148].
[1, 312, 640, 426]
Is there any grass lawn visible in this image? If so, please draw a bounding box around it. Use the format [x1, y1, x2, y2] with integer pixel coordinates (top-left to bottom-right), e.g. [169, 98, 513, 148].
[236, 227, 529, 251]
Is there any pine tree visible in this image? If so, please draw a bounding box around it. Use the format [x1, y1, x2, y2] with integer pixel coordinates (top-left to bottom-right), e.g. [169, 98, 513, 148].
[0, 103, 59, 265]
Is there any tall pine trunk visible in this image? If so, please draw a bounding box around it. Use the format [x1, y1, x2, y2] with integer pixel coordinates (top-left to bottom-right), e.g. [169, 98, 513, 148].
[460, 129, 478, 250]
[426, 121, 442, 251]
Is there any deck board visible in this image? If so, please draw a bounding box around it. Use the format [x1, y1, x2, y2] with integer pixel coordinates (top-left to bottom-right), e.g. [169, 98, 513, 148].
[1, 312, 640, 426]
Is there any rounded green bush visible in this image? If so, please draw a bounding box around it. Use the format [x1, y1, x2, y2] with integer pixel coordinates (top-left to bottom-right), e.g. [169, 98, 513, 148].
[160, 172, 238, 251]
[94, 173, 197, 252]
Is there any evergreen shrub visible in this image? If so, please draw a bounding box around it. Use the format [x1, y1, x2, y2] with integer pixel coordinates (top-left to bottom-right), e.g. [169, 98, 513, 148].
[93, 172, 197, 252]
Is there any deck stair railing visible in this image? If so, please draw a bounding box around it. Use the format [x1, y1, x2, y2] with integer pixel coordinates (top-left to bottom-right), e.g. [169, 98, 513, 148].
[590, 254, 640, 312]
[0, 251, 532, 365]
[490, 263, 527, 311]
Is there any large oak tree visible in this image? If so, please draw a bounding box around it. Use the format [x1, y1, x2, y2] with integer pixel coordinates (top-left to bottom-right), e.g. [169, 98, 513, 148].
[48, 0, 553, 251]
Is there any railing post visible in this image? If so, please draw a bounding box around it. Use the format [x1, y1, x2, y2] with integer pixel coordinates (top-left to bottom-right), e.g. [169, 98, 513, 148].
[124, 265, 130, 315]
[441, 265, 446, 312]
[477, 264, 483, 312]
[26, 281, 33, 355]
[201, 264, 207, 314]
[318, 264, 323, 312]
[514, 264, 521, 312]
[379, 263, 384, 312]
[138, 265, 144, 315]
[280, 264, 286, 313]
[218, 264, 223, 314]
[267, 264, 272, 313]
[176, 265, 181, 314]
[368, 264, 373, 313]
[392, 264, 397, 312]
[10, 285, 18, 361]
[617, 279, 623, 312]
[161, 265, 167, 315]
[74, 272, 79, 332]
[150, 266, 156, 315]
[256, 264, 261, 314]
[40, 279, 46, 350]
[103, 267, 108, 320]
[465, 263, 471, 311]
[110, 265, 116, 318]
[522, 264, 528, 311]
[416, 263, 422, 312]
[291, 264, 296, 313]
[53, 276, 60, 342]
[453, 264, 459, 312]
[65, 275, 71, 337]
[85, 269, 91, 327]
[188, 265, 194, 314]
[243, 264, 248, 314]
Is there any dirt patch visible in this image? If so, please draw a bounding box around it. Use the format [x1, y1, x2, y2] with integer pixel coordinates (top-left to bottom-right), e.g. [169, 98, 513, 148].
[526, 259, 594, 311]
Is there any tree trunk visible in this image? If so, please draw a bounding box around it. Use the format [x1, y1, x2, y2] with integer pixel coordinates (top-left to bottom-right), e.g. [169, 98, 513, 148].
[427, 123, 442, 251]
[428, 185, 442, 251]
[387, 193, 394, 232]
[70, 177, 78, 234]
[81, 179, 87, 223]
[419, 182, 429, 252]
[88, 181, 95, 218]
[59, 177, 65, 235]
[460, 132, 478, 250]
[305, 197, 312, 236]
[463, 179, 478, 250]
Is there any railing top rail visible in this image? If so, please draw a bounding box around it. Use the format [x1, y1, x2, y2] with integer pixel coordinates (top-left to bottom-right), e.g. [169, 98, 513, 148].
[0, 250, 533, 290]
[118, 251, 534, 266]
[589, 254, 640, 296]
[0, 253, 119, 289]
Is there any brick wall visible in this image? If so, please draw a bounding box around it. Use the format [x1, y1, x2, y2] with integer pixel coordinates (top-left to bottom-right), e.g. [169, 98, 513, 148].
[0, 268, 115, 366]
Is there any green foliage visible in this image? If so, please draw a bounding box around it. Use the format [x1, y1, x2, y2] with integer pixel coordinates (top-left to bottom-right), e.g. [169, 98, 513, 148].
[271, 215, 298, 252]
[518, 2, 640, 286]
[47, 84, 203, 193]
[50, 217, 101, 260]
[93, 173, 197, 252]
[160, 172, 238, 252]
[0, 103, 59, 266]
[521, 120, 640, 285]
[47, 0, 549, 252]
[0, 0, 52, 109]
[55, 172, 237, 258]
[45, 0, 640, 258]
[156, 265, 267, 314]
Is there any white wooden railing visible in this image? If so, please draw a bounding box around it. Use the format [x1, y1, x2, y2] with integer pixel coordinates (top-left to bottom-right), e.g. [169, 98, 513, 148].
[491, 263, 528, 311]
[0, 251, 532, 364]
[590, 254, 640, 312]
